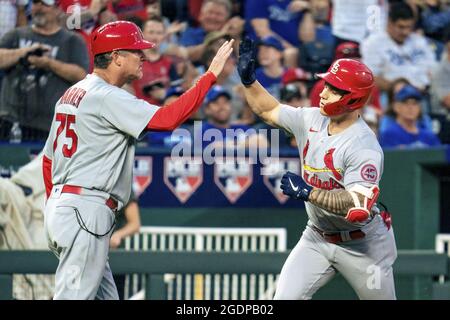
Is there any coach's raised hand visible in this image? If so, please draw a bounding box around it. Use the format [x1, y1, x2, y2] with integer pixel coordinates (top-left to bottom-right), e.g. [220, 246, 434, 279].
[207, 39, 235, 78]
[238, 37, 257, 86]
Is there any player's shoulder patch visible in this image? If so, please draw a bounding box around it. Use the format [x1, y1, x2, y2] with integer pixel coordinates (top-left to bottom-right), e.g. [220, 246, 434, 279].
[360, 164, 378, 183]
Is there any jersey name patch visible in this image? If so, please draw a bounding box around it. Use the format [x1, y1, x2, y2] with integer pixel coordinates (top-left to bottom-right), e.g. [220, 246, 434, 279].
[360, 164, 378, 182]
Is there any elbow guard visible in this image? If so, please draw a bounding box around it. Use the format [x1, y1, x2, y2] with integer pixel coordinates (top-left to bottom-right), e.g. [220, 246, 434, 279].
[345, 185, 380, 223]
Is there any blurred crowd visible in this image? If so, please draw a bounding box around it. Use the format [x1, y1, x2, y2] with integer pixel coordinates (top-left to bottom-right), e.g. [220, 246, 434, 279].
[0, 0, 449, 150]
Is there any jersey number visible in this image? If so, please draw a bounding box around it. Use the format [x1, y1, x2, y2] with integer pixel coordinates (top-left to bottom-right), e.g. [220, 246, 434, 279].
[53, 113, 78, 158]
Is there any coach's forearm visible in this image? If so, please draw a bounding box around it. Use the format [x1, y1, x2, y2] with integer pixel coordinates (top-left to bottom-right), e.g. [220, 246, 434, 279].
[146, 71, 216, 131]
[308, 189, 365, 216]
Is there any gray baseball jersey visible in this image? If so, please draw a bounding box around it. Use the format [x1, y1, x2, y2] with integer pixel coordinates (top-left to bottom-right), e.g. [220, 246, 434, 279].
[43, 74, 159, 205]
[274, 105, 396, 300]
[43, 74, 160, 299]
[278, 104, 384, 231]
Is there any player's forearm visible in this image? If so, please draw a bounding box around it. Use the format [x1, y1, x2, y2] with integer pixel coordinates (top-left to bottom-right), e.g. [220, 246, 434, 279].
[146, 71, 216, 131]
[308, 188, 365, 216]
[0, 48, 27, 69]
[243, 81, 280, 119]
[48, 59, 87, 83]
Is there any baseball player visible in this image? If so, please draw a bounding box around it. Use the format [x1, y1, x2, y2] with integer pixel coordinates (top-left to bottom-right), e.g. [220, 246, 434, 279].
[237, 38, 397, 300]
[42, 21, 234, 300]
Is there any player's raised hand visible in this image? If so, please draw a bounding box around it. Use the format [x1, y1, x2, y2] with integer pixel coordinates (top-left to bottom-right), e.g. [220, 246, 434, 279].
[207, 39, 235, 78]
[237, 37, 257, 86]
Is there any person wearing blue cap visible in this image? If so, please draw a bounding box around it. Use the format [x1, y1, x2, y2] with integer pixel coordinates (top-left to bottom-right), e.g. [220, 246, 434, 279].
[379, 85, 441, 148]
[255, 36, 285, 100]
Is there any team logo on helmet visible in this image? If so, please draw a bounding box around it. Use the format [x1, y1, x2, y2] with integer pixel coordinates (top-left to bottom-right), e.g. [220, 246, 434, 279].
[330, 61, 340, 75]
[262, 158, 300, 204]
[133, 156, 153, 197]
[360, 164, 378, 182]
[164, 157, 203, 203]
[214, 159, 252, 203]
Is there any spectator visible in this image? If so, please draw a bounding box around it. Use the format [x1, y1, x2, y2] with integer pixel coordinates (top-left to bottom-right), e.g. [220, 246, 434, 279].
[379, 84, 441, 148]
[0, 0, 89, 141]
[255, 36, 285, 99]
[245, 0, 314, 49]
[292, 0, 335, 73]
[380, 77, 433, 133]
[110, 0, 148, 21]
[200, 85, 267, 148]
[178, 0, 244, 63]
[59, 0, 119, 71]
[310, 0, 333, 45]
[430, 25, 450, 115]
[279, 83, 305, 148]
[200, 32, 243, 121]
[0, 0, 28, 39]
[420, 0, 450, 44]
[331, 0, 388, 45]
[145, 0, 187, 51]
[361, 2, 436, 92]
[141, 77, 168, 105]
[280, 83, 305, 108]
[0, 0, 29, 90]
[281, 67, 313, 107]
[131, 17, 177, 104]
[430, 25, 450, 143]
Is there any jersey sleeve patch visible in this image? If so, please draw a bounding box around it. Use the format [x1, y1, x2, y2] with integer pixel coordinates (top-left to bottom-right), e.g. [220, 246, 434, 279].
[360, 164, 378, 182]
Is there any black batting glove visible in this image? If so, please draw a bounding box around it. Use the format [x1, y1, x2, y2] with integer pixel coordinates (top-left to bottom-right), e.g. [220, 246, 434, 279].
[280, 171, 313, 202]
[238, 37, 257, 86]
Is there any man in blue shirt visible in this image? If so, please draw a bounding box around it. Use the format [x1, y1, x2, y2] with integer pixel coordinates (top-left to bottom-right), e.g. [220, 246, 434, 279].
[245, 0, 305, 48]
[379, 85, 441, 148]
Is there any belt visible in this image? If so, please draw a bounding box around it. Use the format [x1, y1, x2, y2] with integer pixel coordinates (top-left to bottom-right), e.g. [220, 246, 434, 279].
[60, 185, 118, 210]
[311, 225, 365, 244]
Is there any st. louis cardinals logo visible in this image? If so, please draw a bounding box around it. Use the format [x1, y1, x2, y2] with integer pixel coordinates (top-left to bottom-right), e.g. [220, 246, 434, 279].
[214, 159, 252, 204]
[360, 164, 378, 182]
[164, 157, 203, 203]
[262, 158, 300, 204]
[132, 156, 153, 197]
[330, 61, 340, 74]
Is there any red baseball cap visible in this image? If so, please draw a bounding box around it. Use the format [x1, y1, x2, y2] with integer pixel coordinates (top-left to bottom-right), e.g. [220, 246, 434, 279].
[335, 42, 361, 60]
[281, 68, 312, 85]
[91, 21, 155, 56]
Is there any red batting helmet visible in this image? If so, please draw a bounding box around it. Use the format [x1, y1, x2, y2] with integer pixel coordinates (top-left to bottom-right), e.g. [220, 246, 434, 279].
[91, 21, 155, 56]
[315, 59, 374, 116]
